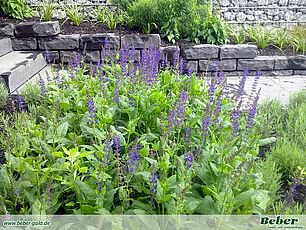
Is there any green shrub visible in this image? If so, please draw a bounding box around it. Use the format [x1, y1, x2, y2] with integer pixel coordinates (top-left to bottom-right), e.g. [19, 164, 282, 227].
[0, 0, 33, 19]
[247, 25, 272, 49]
[0, 83, 9, 109]
[64, 5, 84, 26]
[39, 1, 55, 21]
[128, 0, 228, 44]
[111, 0, 135, 10]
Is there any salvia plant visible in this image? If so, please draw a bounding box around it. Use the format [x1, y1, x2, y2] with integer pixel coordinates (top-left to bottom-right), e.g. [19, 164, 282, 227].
[0, 44, 273, 215]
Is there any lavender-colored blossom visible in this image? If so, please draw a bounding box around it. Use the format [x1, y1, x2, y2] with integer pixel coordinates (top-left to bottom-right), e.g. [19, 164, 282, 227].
[184, 126, 191, 143]
[166, 109, 176, 136]
[113, 87, 119, 103]
[161, 58, 168, 69]
[39, 77, 46, 96]
[231, 100, 242, 137]
[213, 99, 222, 124]
[175, 88, 188, 127]
[208, 78, 216, 103]
[48, 188, 53, 208]
[127, 146, 140, 173]
[201, 114, 212, 140]
[184, 152, 194, 169]
[178, 58, 184, 75]
[246, 89, 260, 130]
[87, 97, 97, 125]
[149, 167, 158, 195]
[187, 68, 193, 77]
[250, 70, 261, 98]
[70, 71, 75, 79]
[236, 69, 248, 101]
[119, 47, 129, 78]
[45, 49, 51, 65]
[71, 51, 82, 69]
[194, 146, 201, 158]
[172, 48, 180, 69]
[113, 135, 121, 153]
[16, 93, 24, 112]
[129, 63, 136, 83]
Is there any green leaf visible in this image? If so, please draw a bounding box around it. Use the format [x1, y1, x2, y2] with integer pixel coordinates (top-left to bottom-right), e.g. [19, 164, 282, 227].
[57, 122, 69, 138]
[75, 180, 96, 201]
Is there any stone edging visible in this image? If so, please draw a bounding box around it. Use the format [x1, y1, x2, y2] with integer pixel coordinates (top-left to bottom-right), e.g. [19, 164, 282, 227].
[1, 21, 306, 76]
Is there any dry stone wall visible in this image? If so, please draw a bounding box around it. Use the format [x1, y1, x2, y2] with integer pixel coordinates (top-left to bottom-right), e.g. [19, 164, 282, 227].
[1, 21, 306, 76]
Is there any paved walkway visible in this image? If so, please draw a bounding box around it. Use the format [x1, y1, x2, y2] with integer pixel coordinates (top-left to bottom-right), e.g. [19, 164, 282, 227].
[226, 75, 306, 105]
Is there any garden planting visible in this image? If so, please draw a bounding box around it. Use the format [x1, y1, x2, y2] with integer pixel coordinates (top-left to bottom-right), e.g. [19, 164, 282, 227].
[0, 0, 305, 217]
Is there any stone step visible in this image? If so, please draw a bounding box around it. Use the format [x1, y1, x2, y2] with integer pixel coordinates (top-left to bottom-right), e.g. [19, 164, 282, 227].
[0, 51, 46, 93]
[0, 37, 13, 57]
[11, 65, 51, 94]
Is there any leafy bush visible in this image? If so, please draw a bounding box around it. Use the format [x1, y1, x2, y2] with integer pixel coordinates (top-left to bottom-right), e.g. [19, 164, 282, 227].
[0, 46, 273, 215]
[96, 7, 128, 30]
[127, 0, 229, 44]
[111, 0, 135, 10]
[0, 0, 33, 19]
[247, 26, 272, 49]
[289, 26, 306, 54]
[64, 5, 84, 26]
[39, 1, 55, 21]
[0, 83, 9, 109]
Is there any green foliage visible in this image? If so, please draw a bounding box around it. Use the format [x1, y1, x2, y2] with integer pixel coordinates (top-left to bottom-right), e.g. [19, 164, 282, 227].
[20, 83, 43, 107]
[111, 0, 135, 10]
[127, 0, 158, 34]
[97, 7, 128, 30]
[127, 0, 228, 44]
[289, 26, 306, 54]
[0, 0, 33, 19]
[0, 49, 272, 215]
[272, 28, 289, 50]
[247, 25, 272, 49]
[0, 83, 9, 109]
[64, 5, 84, 26]
[39, 1, 55, 21]
[201, 7, 230, 44]
[231, 27, 247, 44]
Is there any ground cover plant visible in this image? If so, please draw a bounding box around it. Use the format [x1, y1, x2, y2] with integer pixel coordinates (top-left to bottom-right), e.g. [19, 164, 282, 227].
[0, 44, 279, 215]
[255, 91, 306, 214]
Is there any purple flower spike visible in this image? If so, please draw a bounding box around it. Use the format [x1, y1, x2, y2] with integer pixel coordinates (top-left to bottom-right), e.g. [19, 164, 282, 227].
[45, 49, 51, 65]
[202, 114, 212, 140]
[49, 188, 53, 208]
[250, 71, 261, 98]
[87, 97, 97, 125]
[149, 167, 158, 195]
[246, 88, 261, 130]
[184, 152, 194, 169]
[39, 77, 46, 97]
[16, 93, 24, 112]
[236, 69, 248, 101]
[113, 87, 119, 103]
[127, 146, 140, 173]
[184, 126, 191, 143]
[175, 88, 188, 127]
[231, 100, 242, 137]
[113, 135, 121, 153]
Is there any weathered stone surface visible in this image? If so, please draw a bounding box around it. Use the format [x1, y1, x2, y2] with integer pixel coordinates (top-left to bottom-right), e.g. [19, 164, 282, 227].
[12, 37, 37, 50]
[161, 46, 180, 61]
[44, 51, 60, 64]
[83, 50, 100, 63]
[184, 61, 198, 73]
[182, 45, 219, 60]
[294, 70, 306, 75]
[80, 33, 120, 50]
[262, 70, 294, 76]
[199, 59, 236, 71]
[38, 34, 80, 50]
[274, 56, 306, 70]
[15, 21, 60, 37]
[0, 23, 14, 37]
[121, 34, 161, 49]
[60, 51, 77, 64]
[101, 49, 118, 62]
[237, 56, 274, 70]
[0, 38, 12, 57]
[220, 44, 258, 59]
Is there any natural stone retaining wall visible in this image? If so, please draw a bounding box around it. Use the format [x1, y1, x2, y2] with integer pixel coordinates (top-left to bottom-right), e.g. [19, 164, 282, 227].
[1, 21, 306, 76]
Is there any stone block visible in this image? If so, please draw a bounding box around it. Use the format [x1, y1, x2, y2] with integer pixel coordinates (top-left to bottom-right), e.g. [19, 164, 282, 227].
[38, 34, 80, 50]
[220, 44, 258, 59]
[15, 21, 60, 37]
[237, 56, 275, 70]
[161, 46, 180, 61]
[60, 51, 77, 64]
[182, 44, 219, 60]
[0, 23, 14, 37]
[274, 55, 306, 70]
[294, 70, 306, 75]
[12, 37, 37, 50]
[80, 33, 120, 50]
[121, 34, 161, 49]
[199, 59, 236, 71]
[83, 50, 100, 63]
[184, 61, 198, 73]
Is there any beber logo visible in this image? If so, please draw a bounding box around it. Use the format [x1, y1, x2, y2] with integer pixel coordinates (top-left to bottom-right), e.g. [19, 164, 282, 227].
[261, 216, 299, 225]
